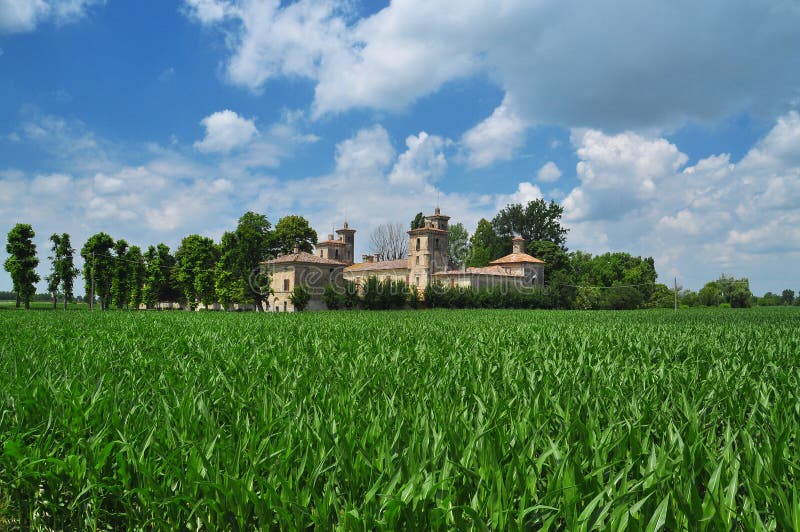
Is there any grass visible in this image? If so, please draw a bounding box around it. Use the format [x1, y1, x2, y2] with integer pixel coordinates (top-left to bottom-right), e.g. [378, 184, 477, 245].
[1, 308, 799, 529]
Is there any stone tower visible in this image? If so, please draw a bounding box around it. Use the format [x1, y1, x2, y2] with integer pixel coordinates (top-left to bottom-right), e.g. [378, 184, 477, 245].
[408, 207, 450, 289]
[335, 221, 356, 265]
[512, 235, 525, 254]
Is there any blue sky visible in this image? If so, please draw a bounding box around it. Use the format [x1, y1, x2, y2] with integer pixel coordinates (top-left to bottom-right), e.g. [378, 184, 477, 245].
[1, 0, 799, 295]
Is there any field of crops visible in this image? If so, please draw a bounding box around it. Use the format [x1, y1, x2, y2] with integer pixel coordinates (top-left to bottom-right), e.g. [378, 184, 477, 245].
[1, 308, 799, 529]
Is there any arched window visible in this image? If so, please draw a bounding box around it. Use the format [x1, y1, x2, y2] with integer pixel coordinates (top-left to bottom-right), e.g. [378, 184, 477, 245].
[335, 249, 339, 259]
[435, 238, 439, 250]
[416, 238, 420, 251]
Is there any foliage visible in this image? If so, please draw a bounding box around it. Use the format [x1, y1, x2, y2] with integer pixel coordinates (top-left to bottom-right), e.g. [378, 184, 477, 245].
[780, 289, 794, 305]
[4, 223, 40, 309]
[128, 246, 145, 309]
[467, 219, 502, 267]
[175, 235, 219, 309]
[647, 283, 675, 308]
[342, 280, 360, 310]
[447, 222, 469, 269]
[289, 283, 311, 311]
[111, 239, 130, 309]
[81, 232, 115, 310]
[273, 215, 318, 255]
[215, 212, 274, 310]
[492, 199, 569, 252]
[410, 212, 425, 230]
[322, 284, 341, 310]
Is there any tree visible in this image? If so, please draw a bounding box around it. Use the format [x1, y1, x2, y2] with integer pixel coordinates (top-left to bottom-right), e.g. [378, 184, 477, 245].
[467, 219, 502, 267]
[141, 244, 179, 308]
[727, 278, 752, 308]
[410, 212, 425, 230]
[370, 222, 409, 261]
[214, 212, 275, 311]
[111, 239, 130, 309]
[698, 281, 722, 307]
[4, 223, 40, 309]
[46, 234, 62, 309]
[648, 283, 675, 308]
[492, 199, 569, 253]
[175, 234, 219, 309]
[55, 233, 78, 310]
[81, 233, 115, 310]
[322, 284, 342, 310]
[289, 284, 311, 311]
[273, 215, 317, 255]
[448, 223, 469, 269]
[781, 289, 794, 306]
[128, 246, 145, 309]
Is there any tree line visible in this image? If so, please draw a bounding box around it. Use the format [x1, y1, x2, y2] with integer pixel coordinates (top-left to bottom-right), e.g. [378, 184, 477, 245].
[3, 212, 318, 310]
[4, 199, 792, 311]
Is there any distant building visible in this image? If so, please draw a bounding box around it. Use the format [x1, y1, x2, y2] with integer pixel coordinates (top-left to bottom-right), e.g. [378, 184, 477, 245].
[260, 208, 544, 311]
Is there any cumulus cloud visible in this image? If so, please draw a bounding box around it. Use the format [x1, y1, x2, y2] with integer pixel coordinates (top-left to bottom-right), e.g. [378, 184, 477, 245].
[562, 111, 800, 292]
[461, 99, 527, 168]
[536, 161, 561, 183]
[184, 0, 800, 132]
[194, 110, 258, 153]
[388, 132, 448, 188]
[0, 0, 103, 33]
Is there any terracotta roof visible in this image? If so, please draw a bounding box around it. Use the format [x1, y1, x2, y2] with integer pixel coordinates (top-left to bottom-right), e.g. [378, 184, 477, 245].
[408, 227, 448, 234]
[434, 266, 524, 277]
[489, 252, 545, 265]
[261, 251, 346, 266]
[344, 259, 409, 272]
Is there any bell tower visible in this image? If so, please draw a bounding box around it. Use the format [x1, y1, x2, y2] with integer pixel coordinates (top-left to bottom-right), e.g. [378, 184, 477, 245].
[408, 207, 450, 289]
[335, 221, 356, 265]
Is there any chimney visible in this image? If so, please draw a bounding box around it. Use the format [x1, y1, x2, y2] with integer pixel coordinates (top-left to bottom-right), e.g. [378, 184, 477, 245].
[362, 254, 374, 263]
[512, 236, 525, 254]
[293, 242, 301, 254]
[327, 233, 334, 241]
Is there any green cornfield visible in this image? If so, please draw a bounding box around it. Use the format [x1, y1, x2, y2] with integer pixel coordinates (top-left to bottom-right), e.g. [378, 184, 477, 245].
[1, 308, 799, 529]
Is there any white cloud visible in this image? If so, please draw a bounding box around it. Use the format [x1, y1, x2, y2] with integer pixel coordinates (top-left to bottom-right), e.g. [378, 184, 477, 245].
[460, 99, 527, 168]
[495, 182, 543, 211]
[562, 111, 800, 293]
[0, 0, 103, 34]
[31, 173, 71, 194]
[184, 0, 800, 131]
[194, 109, 258, 153]
[388, 132, 448, 188]
[333, 125, 395, 176]
[536, 161, 561, 183]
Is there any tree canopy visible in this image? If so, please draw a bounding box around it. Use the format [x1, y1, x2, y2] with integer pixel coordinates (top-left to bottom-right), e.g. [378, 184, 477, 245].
[4, 223, 40, 309]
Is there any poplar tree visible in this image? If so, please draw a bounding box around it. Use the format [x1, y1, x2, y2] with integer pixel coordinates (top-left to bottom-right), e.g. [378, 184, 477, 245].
[4, 223, 40, 309]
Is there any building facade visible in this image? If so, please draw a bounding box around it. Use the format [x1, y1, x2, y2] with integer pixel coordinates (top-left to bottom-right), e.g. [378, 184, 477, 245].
[260, 208, 545, 311]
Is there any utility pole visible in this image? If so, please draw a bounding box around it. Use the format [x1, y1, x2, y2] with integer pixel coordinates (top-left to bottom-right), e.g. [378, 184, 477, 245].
[674, 276, 678, 313]
[91, 251, 95, 311]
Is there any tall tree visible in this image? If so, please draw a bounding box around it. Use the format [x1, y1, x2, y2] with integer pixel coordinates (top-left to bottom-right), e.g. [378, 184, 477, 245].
[47, 234, 62, 309]
[4, 223, 41, 309]
[175, 234, 219, 309]
[410, 212, 425, 230]
[55, 233, 78, 310]
[370, 222, 408, 260]
[273, 215, 317, 255]
[447, 222, 470, 269]
[215, 231, 246, 311]
[128, 246, 145, 310]
[467, 219, 502, 267]
[215, 212, 275, 311]
[81, 233, 115, 310]
[782, 289, 795, 306]
[142, 245, 165, 309]
[111, 239, 130, 309]
[492, 199, 569, 254]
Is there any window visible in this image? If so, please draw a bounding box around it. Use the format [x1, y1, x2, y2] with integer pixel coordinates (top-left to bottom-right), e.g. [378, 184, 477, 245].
[416, 256, 419, 265]
[283, 301, 287, 312]
[435, 238, 439, 250]
[320, 250, 323, 257]
[335, 249, 339, 259]
[415, 276, 420, 286]
[416, 238, 420, 251]
[283, 279, 290, 291]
